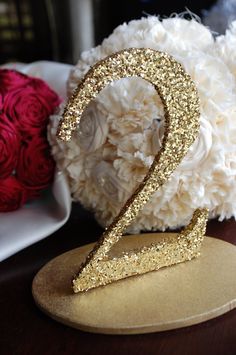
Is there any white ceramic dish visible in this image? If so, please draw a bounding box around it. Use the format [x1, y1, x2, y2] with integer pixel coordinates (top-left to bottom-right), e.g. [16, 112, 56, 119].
[0, 171, 71, 261]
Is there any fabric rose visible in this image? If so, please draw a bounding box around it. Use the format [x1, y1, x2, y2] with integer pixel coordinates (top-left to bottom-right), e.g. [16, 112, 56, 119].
[91, 161, 129, 205]
[29, 78, 61, 108]
[0, 176, 26, 212]
[3, 79, 60, 138]
[17, 136, 55, 191]
[77, 102, 108, 153]
[0, 113, 20, 179]
[0, 69, 30, 95]
[0, 93, 3, 110]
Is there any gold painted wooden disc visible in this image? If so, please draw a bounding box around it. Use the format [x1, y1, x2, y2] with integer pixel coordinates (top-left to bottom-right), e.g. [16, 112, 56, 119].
[32, 234, 236, 334]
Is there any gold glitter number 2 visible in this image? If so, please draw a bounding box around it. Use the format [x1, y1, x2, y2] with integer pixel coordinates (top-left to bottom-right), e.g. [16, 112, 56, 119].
[57, 48, 208, 293]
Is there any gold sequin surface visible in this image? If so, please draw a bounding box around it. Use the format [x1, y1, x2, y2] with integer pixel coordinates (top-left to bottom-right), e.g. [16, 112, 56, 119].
[57, 48, 208, 293]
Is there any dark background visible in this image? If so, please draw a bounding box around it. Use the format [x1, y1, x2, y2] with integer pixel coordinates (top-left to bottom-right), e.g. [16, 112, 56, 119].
[0, 0, 215, 64]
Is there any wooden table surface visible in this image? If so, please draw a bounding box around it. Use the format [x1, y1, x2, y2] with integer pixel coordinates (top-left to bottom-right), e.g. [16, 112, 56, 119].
[0, 204, 236, 355]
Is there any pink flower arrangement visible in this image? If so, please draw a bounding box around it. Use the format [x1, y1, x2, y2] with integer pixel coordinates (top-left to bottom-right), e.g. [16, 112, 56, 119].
[0, 69, 61, 212]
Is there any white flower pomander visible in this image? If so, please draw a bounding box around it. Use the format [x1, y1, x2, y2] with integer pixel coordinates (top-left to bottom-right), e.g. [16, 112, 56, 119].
[49, 16, 236, 232]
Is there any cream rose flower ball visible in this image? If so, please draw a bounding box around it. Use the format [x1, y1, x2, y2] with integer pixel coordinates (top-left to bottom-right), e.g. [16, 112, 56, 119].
[49, 17, 236, 232]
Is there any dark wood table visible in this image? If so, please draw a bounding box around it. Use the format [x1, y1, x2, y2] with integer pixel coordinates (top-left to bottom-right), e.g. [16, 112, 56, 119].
[0, 204, 236, 355]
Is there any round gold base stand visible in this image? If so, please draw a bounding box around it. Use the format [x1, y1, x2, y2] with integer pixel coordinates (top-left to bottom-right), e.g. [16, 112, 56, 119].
[32, 234, 236, 334]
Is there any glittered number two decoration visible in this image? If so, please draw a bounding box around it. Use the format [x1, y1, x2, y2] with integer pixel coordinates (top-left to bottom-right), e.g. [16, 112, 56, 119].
[58, 48, 208, 293]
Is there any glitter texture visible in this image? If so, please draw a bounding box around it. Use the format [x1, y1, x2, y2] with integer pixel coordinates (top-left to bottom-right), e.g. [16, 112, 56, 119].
[57, 48, 208, 293]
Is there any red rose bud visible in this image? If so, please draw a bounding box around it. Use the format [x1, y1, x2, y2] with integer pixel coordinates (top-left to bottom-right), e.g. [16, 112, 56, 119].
[0, 176, 26, 212]
[29, 77, 61, 110]
[0, 113, 20, 179]
[0, 69, 30, 95]
[0, 93, 3, 110]
[17, 135, 55, 191]
[3, 85, 60, 138]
